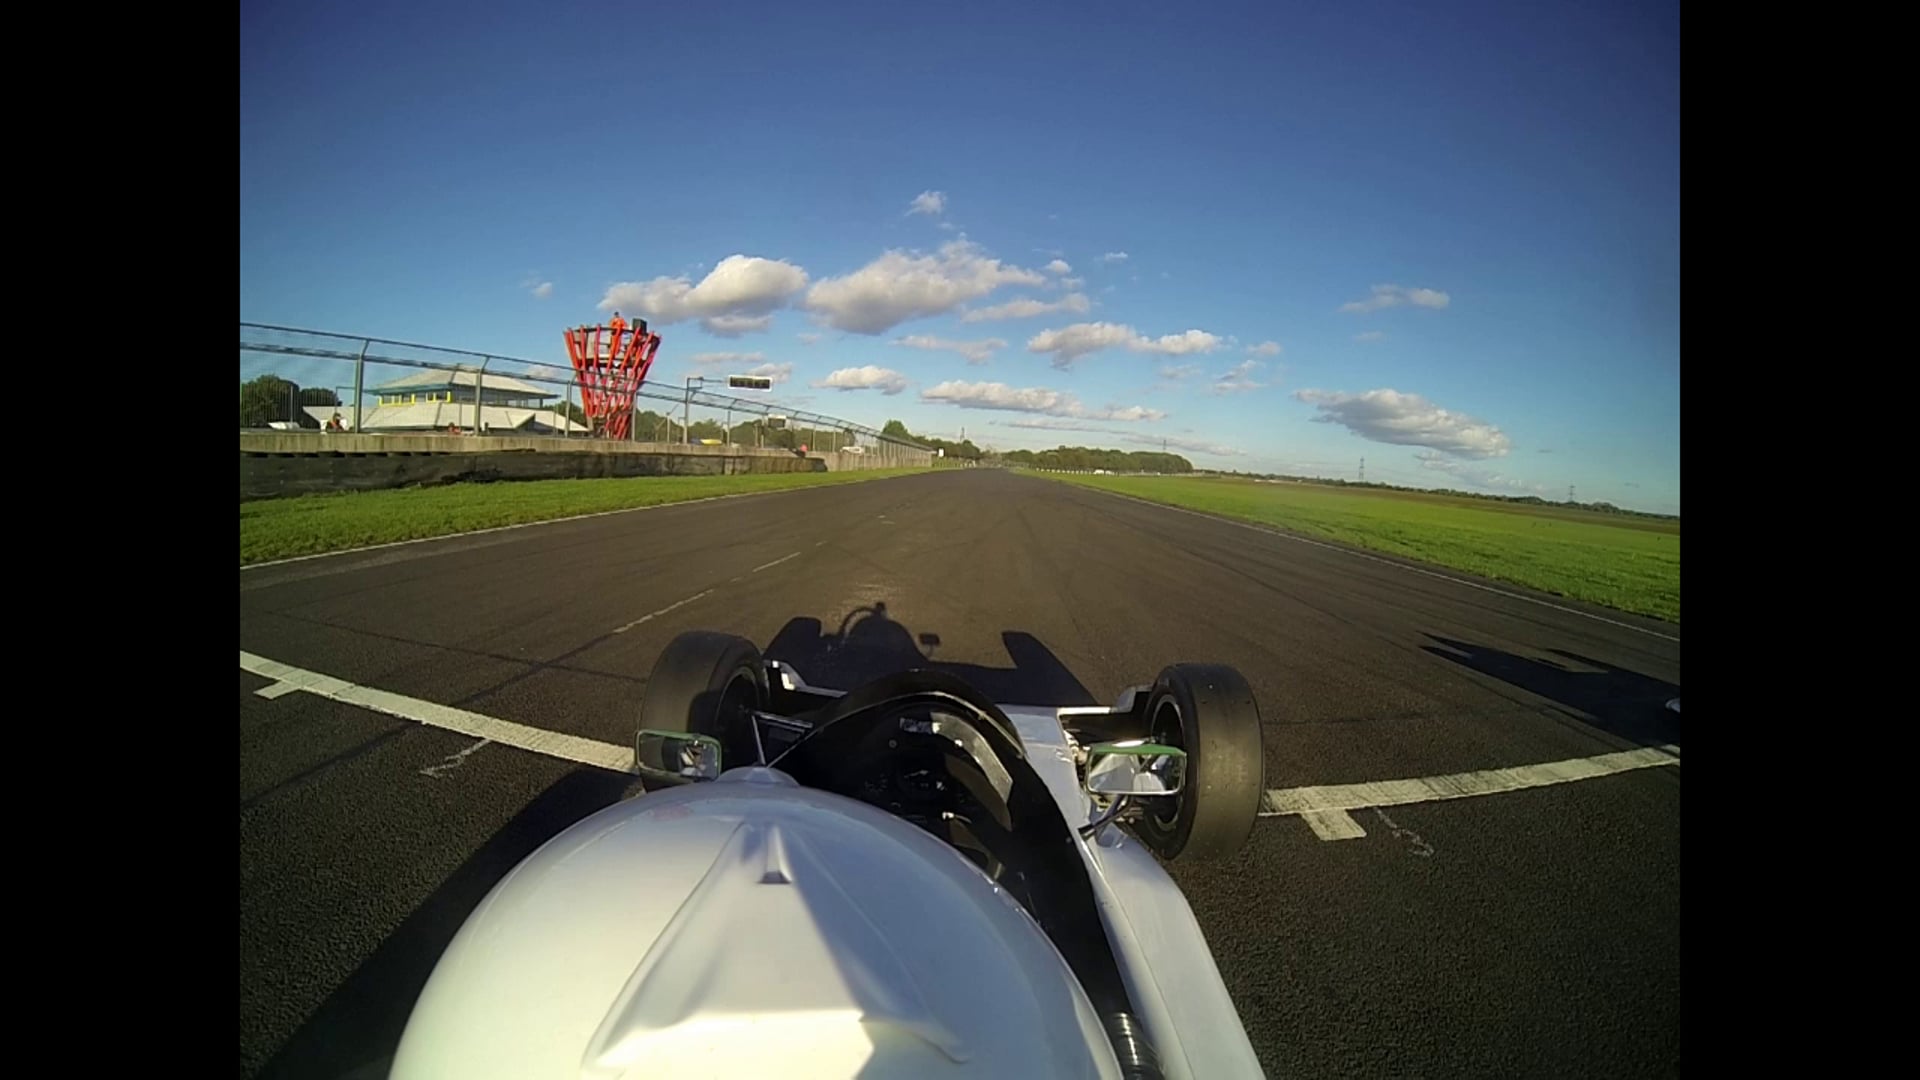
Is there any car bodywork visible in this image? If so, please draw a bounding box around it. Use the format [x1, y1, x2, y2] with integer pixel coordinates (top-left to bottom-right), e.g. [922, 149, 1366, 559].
[390, 660, 1265, 1079]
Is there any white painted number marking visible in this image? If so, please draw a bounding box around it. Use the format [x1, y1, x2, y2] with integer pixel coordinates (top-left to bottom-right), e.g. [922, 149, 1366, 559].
[420, 738, 492, 778]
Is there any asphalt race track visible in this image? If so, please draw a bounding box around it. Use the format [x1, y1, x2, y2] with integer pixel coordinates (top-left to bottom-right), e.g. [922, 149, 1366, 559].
[239, 468, 1680, 1079]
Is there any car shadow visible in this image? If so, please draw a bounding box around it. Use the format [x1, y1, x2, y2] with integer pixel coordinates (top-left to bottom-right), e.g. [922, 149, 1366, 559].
[764, 603, 1098, 707]
[1421, 635, 1680, 747]
[246, 767, 640, 1080]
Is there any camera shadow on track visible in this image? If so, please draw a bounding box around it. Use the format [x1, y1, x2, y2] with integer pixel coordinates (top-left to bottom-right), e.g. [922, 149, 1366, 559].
[247, 767, 641, 1080]
[1421, 634, 1680, 748]
[764, 603, 1099, 707]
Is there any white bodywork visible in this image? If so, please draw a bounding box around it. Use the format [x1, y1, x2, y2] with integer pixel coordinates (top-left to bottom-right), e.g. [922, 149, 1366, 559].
[1003, 704, 1265, 1079]
[391, 682, 1265, 1080]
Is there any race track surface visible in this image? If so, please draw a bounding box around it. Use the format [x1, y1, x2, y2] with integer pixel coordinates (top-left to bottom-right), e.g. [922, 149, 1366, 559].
[239, 468, 1680, 1078]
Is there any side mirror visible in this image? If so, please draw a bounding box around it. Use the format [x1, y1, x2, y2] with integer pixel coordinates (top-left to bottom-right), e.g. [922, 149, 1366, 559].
[1085, 740, 1187, 797]
[634, 730, 723, 783]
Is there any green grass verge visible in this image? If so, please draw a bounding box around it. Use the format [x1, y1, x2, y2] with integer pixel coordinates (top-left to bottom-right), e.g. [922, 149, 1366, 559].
[240, 469, 928, 565]
[1042, 473, 1679, 622]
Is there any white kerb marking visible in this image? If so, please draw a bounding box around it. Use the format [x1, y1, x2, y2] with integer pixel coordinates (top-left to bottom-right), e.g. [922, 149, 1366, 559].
[1065, 483, 1679, 643]
[612, 590, 713, 634]
[1263, 744, 1680, 840]
[240, 651, 631, 773]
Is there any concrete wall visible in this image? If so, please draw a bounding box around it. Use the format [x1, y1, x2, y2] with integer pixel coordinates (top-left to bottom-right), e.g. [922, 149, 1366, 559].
[239, 432, 931, 500]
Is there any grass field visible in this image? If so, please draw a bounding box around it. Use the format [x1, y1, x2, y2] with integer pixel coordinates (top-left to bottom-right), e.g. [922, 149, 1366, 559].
[1044, 473, 1679, 622]
[240, 469, 926, 565]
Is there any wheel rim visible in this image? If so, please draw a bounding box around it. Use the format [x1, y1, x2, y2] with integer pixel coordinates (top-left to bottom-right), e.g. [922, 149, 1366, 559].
[714, 669, 761, 763]
[1147, 697, 1185, 830]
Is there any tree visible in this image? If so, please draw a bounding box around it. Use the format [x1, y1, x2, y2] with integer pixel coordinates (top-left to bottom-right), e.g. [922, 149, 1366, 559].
[299, 388, 341, 407]
[240, 374, 306, 428]
[882, 419, 912, 439]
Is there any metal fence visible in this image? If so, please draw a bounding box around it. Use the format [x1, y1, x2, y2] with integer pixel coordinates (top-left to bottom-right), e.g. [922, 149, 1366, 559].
[238, 323, 936, 466]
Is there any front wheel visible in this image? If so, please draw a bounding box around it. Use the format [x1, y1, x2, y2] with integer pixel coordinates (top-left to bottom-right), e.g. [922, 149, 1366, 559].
[636, 631, 768, 774]
[1130, 663, 1266, 862]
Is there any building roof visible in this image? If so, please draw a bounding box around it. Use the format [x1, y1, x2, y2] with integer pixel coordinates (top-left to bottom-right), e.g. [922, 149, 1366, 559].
[305, 403, 589, 433]
[374, 369, 556, 397]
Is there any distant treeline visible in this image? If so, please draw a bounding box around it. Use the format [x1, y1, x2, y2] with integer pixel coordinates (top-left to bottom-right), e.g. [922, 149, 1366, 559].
[1001, 447, 1195, 473]
[878, 421, 1195, 473]
[881, 419, 982, 458]
[1204, 472, 1678, 520]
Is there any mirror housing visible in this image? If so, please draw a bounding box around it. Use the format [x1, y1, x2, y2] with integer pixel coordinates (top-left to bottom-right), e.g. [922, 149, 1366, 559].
[634, 729, 723, 783]
[1085, 740, 1187, 797]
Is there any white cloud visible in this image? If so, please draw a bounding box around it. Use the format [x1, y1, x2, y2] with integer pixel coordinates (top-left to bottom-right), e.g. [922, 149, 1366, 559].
[703, 313, 774, 337]
[1354, 331, 1386, 343]
[530, 281, 554, 299]
[920, 379, 1164, 421]
[892, 335, 1007, 365]
[908, 190, 947, 216]
[1246, 340, 1281, 357]
[1000, 418, 1119, 433]
[1414, 450, 1543, 493]
[1157, 363, 1202, 381]
[797, 332, 823, 345]
[524, 364, 571, 382]
[1210, 358, 1267, 395]
[687, 351, 767, 367]
[813, 366, 910, 395]
[1101, 252, 1130, 264]
[1120, 432, 1244, 457]
[743, 361, 794, 385]
[1060, 276, 1085, 290]
[1045, 259, 1073, 275]
[961, 293, 1091, 323]
[600, 255, 809, 335]
[803, 240, 1044, 334]
[1339, 283, 1451, 314]
[1293, 388, 1511, 458]
[1026, 322, 1224, 369]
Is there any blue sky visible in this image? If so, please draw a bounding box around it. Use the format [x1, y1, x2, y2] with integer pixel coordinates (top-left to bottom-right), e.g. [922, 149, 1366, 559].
[240, 0, 1679, 513]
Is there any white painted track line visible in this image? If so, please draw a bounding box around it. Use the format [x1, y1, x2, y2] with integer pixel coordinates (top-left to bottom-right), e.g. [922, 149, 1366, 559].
[1262, 744, 1680, 839]
[241, 649, 1676, 840]
[612, 589, 713, 634]
[240, 651, 631, 773]
[1301, 810, 1369, 840]
[751, 551, 800, 573]
[1061, 482, 1679, 643]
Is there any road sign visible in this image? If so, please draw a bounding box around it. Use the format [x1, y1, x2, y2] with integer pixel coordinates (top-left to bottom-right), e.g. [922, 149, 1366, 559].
[728, 375, 773, 390]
